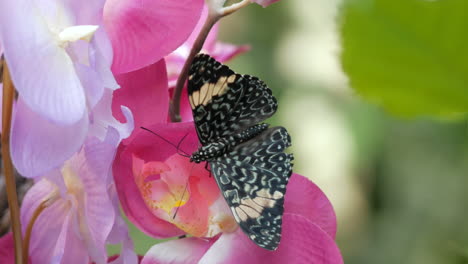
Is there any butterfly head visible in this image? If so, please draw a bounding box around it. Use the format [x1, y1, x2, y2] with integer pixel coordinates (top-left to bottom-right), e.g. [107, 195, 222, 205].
[189, 153, 202, 163]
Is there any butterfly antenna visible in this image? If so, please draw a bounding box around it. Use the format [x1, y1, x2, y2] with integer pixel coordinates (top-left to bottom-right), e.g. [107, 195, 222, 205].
[176, 132, 191, 158]
[173, 163, 196, 220]
[173, 178, 189, 220]
[140, 127, 190, 157]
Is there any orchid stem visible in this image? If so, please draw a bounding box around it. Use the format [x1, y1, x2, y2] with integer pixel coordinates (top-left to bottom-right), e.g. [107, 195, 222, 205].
[169, 0, 252, 122]
[23, 200, 49, 263]
[222, 0, 251, 16]
[169, 13, 220, 122]
[2, 60, 24, 264]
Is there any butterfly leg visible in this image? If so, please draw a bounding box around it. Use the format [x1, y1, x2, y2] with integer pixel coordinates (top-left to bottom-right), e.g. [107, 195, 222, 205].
[204, 162, 212, 177]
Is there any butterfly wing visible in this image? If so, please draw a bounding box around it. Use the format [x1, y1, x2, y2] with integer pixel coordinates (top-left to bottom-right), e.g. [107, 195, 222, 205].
[209, 127, 293, 250]
[188, 54, 278, 145]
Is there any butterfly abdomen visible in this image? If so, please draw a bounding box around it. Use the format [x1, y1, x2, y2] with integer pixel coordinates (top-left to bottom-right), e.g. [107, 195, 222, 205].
[190, 123, 270, 163]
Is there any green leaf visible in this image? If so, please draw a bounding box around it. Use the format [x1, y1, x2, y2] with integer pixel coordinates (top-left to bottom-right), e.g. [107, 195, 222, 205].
[341, 0, 468, 118]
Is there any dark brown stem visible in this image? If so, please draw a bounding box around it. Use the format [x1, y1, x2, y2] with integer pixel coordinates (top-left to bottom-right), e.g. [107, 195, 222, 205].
[169, 13, 221, 122]
[2, 61, 24, 264]
[23, 200, 49, 263]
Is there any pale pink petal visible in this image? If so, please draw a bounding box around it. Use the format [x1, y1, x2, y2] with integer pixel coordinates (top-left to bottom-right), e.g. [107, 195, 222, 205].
[107, 185, 139, 264]
[84, 127, 121, 183]
[11, 98, 88, 178]
[211, 42, 250, 63]
[199, 214, 343, 264]
[251, 0, 281, 7]
[89, 28, 120, 90]
[161, 155, 193, 188]
[74, 62, 105, 109]
[108, 236, 138, 264]
[21, 179, 60, 262]
[285, 174, 337, 238]
[190, 161, 219, 205]
[0, 0, 86, 124]
[113, 60, 168, 141]
[103, 0, 204, 73]
[24, 196, 79, 263]
[89, 88, 134, 142]
[0, 233, 14, 264]
[55, 211, 89, 264]
[74, 138, 118, 263]
[142, 237, 213, 264]
[169, 176, 210, 237]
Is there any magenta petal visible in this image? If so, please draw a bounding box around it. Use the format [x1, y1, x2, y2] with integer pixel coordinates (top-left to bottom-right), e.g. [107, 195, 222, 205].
[104, 0, 204, 73]
[113, 60, 168, 141]
[251, 0, 281, 7]
[142, 237, 212, 264]
[0, 233, 14, 264]
[0, 0, 86, 124]
[285, 174, 337, 239]
[114, 148, 182, 238]
[113, 122, 199, 238]
[11, 99, 88, 178]
[200, 214, 343, 264]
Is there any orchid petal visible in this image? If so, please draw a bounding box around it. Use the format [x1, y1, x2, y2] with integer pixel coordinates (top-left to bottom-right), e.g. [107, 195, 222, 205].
[113, 122, 199, 237]
[89, 28, 120, 90]
[59, 25, 99, 43]
[103, 0, 204, 73]
[90, 88, 134, 142]
[250, 0, 281, 8]
[0, 0, 86, 124]
[113, 60, 168, 142]
[21, 179, 61, 263]
[113, 144, 184, 238]
[11, 98, 88, 178]
[285, 174, 337, 238]
[199, 214, 343, 264]
[74, 62, 105, 109]
[107, 184, 139, 264]
[211, 42, 250, 62]
[142, 237, 213, 264]
[168, 176, 210, 237]
[55, 211, 89, 264]
[73, 140, 117, 263]
[0, 233, 14, 264]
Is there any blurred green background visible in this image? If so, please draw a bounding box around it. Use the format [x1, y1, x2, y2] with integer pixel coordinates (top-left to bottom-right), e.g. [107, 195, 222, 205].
[221, 0, 468, 263]
[119, 1, 468, 263]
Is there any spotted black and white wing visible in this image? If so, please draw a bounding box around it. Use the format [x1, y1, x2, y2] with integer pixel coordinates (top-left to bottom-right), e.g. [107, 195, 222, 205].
[188, 54, 277, 145]
[209, 127, 293, 250]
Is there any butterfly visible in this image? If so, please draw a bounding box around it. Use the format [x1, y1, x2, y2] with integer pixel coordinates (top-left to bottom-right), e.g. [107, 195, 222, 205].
[187, 54, 293, 250]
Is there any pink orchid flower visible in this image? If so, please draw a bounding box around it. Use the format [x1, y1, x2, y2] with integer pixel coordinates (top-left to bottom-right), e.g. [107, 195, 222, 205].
[113, 122, 343, 263]
[20, 129, 137, 264]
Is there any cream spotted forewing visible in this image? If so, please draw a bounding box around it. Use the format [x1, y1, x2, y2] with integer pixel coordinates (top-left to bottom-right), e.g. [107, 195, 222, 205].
[188, 54, 293, 250]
